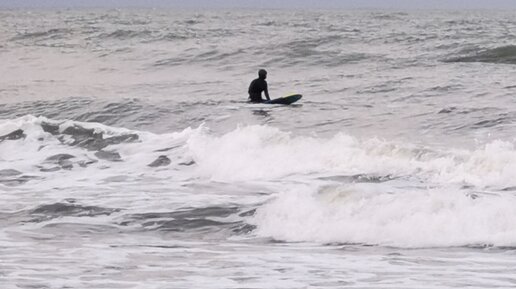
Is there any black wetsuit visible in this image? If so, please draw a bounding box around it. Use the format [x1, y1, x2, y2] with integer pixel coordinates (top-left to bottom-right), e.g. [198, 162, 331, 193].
[248, 78, 269, 102]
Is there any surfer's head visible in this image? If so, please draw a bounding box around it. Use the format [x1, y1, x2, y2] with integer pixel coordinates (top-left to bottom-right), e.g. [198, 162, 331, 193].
[258, 69, 267, 79]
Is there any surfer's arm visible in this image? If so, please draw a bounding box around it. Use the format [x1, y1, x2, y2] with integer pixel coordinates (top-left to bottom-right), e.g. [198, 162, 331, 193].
[264, 83, 270, 100]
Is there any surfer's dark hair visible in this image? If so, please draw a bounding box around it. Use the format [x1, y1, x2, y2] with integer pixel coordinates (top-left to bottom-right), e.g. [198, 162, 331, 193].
[258, 69, 267, 78]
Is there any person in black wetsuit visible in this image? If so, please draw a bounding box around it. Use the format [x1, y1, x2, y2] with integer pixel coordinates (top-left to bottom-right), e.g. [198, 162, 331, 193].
[248, 69, 270, 103]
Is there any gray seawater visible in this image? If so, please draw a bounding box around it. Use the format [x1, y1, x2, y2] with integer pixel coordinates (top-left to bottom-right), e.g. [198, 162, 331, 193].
[2, 8, 516, 288]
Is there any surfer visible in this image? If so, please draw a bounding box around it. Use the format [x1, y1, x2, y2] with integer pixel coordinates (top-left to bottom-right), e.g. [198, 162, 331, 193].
[248, 69, 270, 103]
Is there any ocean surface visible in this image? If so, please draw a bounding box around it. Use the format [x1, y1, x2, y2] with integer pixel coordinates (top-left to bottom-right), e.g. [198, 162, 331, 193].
[2, 8, 516, 288]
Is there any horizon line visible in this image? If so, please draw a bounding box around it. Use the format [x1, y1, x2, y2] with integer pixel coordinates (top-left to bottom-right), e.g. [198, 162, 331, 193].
[1, 5, 516, 10]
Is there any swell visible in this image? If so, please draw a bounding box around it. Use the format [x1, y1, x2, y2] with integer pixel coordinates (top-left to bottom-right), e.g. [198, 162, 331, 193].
[261, 34, 377, 67]
[153, 48, 246, 67]
[11, 10, 512, 70]
[97, 29, 156, 40]
[4, 10, 379, 69]
[445, 45, 516, 65]
[10, 28, 73, 41]
[0, 98, 165, 128]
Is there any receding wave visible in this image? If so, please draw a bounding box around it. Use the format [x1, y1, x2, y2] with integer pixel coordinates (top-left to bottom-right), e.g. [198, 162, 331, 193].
[120, 206, 254, 234]
[445, 45, 516, 64]
[28, 202, 120, 223]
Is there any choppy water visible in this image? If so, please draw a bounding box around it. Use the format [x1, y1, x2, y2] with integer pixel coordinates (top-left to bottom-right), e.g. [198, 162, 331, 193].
[2, 8, 516, 288]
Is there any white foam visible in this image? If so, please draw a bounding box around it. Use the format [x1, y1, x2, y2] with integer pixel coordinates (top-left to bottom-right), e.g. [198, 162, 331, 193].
[187, 125, 377, 182]
[0, 115, 196, 192]
[4, 118, 516, 247]
[251, 184, 516, 248]
[182, 125, 516, 247]
[5, 117, 516, 190]
[186, 125, 516, 189]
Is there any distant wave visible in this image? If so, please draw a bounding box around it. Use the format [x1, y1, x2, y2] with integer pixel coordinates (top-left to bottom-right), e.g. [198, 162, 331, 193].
[445, 45, 516, 64]
[10, 28, 72, 41]
[98, 29, 155, 40]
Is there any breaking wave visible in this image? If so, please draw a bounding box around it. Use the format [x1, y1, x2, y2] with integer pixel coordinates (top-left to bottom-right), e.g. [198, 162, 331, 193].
[3, 116, 516, 247]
